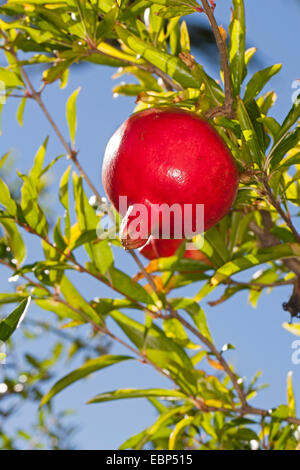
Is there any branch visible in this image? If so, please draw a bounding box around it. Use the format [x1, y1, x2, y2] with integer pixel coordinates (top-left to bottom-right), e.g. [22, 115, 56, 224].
[200, 0, 234, 118]
[171, 310, 247, 408]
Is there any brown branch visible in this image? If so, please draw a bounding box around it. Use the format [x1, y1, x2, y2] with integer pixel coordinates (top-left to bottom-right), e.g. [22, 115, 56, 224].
[200, 0, 234, 118]
[128, 252, 247, 407]
[170, 310, 247, 408]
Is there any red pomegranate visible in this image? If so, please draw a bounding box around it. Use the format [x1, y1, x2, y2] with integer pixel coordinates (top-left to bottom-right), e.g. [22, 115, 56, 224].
[102, 108, 239, 249]
[140, 238, 211, 264]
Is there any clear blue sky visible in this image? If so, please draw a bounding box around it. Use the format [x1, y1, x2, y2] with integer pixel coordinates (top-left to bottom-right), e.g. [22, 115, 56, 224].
[0, 0, 299, 449]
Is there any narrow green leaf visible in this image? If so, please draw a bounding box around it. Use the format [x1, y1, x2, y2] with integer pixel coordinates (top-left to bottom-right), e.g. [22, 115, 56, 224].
[60, 275, 101, 324]
[277, 93, 300, 140]
[229, 0, 246, 96]
[115, 25, 200, 89]
[29, 136, 49, 181]
[0, 67, 23, 88]
[59, 165, 71, 239]
[66, 87, 81, 146]
[88, 388, 186, 404]
[35, 298, 84, 322]
[0, 178, 17, 215]
[211, 243, 300, 286]
[0, 150, 11, 170]
[180, 20, 190, 52]
[237, 97, 264, 165]
[0, 297, 31, 342]
[109, 267, 154, 305]
[110, 310, 196, 392]
[0, 219, 26, 264]
[170, 298, 212, 343]
[244, 64, 282, 103]
[40, 355, 133, 407]
[287, 371, 296, 417]
[16, 97, 26, 126]
[282, 322, 300, 336]
[169, 416, 193, 450]
[20, 174, 48, 237]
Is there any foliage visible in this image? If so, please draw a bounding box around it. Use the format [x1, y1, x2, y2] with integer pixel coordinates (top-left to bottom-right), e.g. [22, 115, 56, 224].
[0, 0, 299, 450]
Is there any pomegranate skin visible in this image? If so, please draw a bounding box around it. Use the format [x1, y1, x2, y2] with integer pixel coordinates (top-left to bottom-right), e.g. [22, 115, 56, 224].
[140, 238, 211, 264]
[102, 108, 239, 246]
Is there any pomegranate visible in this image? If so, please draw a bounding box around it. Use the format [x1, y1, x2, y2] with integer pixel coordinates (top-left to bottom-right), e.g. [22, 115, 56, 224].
[140, 238, 210, 264]
[102, 108, 239, 249]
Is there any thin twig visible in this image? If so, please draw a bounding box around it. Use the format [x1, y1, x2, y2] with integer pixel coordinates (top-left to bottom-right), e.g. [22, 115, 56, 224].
[200, 0, 234, 118]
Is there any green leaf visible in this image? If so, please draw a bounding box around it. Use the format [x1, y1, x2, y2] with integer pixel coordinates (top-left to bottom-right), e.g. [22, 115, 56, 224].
[0, 293, 28, 304]
[108, 266, 154, 305]
[163, 317, 200, 349]
[43, 59, 75, 84]
[29, 136, 49, 181]
[277, 94, 300, 140]
[282, 322, 300, 336]
[59, 166, 71, 239]
[66, 87, 81, 146]
[211, 243, 300, 286]
[115, 25, 200, 89]
[16, 97, 26, 126]
[244, 64, 282, 104]
[258, 116, 281, 142]
[87, 388, 186, 404]
[0, 178, 17, 215]
[0, 150, 11, 170]
[73, 174, 113, 275]
[229, 0, 246, 96]
[40, 355, 133, 407]
[287, 371, 296, 417]
[0, 297, 31, 342]
[0, 218, 26, 264]
[0, 67, 23, 88]
[237, 97, 264, 165]
[19, 174, 48, 236]
[245, 47, 257, 66]
[60, 275, 101, 324]
[272, 404, 290, 420]
[35, 298, 84, 322]
[110, 310, 196, 392]
[180, 20, 190, 52]
[170, 298, 212, 343]
[169, 416, 194, 450]
[269, 126, 300, 169]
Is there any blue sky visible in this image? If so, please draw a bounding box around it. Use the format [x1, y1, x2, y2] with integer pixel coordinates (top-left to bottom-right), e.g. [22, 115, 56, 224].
[0, 0, 300, 449]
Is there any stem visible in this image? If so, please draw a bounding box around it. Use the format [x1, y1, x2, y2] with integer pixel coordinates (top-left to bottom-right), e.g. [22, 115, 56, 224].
[200, 0, 234, 118]
[171, 310, 247, 408]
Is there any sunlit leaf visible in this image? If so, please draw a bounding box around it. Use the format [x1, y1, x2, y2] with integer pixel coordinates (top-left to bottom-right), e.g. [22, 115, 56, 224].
[40, 355, 133, 407]
[0, 297, 31, 342]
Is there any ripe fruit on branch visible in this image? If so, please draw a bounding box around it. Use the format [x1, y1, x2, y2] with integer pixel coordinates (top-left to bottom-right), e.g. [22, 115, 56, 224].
[140, 237, 210, 264]
[102, 107, 239, 249]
